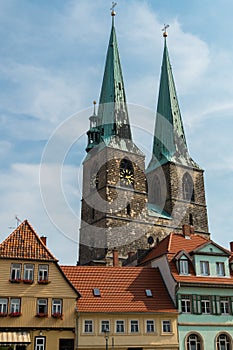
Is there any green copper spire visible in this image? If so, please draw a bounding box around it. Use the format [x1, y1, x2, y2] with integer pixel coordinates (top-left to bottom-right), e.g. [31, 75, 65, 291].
[97, 8, 132, 141]
[148, 30, 199, 170]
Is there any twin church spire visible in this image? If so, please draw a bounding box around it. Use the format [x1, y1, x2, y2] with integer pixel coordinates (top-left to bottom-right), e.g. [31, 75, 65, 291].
[86, 9, 196, 170]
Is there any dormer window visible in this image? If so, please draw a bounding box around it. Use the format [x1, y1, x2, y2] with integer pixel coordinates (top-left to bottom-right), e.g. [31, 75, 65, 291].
[179, 259, 189, 275]
[216, 262, 225, 276]
[200, 261, 210, 276]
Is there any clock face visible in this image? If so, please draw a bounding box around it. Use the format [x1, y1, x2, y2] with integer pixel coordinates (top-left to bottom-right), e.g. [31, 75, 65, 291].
[120, 167, 134, 187]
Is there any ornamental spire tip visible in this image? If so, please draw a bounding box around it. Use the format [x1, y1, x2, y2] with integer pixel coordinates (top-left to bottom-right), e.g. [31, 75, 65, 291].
[111, 2, 117, 17]
[162, 24, 169, 38]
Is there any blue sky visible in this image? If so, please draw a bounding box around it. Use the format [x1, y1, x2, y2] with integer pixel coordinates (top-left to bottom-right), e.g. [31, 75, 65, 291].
[0, 0, 233, 264]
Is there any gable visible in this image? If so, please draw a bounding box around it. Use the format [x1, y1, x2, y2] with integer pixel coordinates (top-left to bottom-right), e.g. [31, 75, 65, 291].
[194, 242, 230, 256]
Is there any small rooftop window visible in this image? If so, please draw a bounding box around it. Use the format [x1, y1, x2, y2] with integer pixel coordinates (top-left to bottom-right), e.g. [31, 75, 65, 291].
[93, 288, 101, 297]
[145, 289, 153, 297]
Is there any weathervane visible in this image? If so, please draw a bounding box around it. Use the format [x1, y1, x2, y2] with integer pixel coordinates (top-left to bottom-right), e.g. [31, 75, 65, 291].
[162, 24, 169, 37]
[111, 2, 117, 16]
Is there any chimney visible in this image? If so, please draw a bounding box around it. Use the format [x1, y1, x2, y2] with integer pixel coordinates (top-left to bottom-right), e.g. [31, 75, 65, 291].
[113, 248, 119, 267]
[40, 236, 47, 246]
[182, 224, 191, 237]
[230, 242, 233, 252]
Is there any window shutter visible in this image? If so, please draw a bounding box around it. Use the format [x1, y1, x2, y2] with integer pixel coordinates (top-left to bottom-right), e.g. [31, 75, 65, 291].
[211, 295, 217, 314]
[215, 296, 221, 315]
[229, 297, 233, 315]
[197, 295, 202, 314]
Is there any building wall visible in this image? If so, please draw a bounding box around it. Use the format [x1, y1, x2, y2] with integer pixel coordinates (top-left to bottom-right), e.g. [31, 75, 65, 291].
[77, 312, 179, 350]
[0, 258, 77, 346]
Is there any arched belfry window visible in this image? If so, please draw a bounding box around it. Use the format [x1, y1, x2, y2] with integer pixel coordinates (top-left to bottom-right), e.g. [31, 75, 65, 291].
[216, 333, 232, 350]
[182, 173, 195, 202]
[153, 175, 162, 205]
[186, 333, 203, 350]
[119, 158, 134, 188]
[90, 162, 99, 191]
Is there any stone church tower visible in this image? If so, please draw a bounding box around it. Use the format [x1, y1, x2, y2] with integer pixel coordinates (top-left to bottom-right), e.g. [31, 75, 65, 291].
[79, 13, 209, 265]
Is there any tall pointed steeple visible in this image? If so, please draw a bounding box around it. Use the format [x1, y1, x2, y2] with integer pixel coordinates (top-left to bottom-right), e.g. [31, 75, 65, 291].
[148, 29, 199, 170]
[97, 6, 132, 142]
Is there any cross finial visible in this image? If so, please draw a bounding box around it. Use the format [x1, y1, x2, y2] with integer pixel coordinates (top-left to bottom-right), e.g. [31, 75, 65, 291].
[162, 24, 169, 38]
[111, 2, 117, 16]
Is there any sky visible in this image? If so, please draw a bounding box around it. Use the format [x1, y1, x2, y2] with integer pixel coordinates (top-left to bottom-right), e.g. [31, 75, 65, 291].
[0, 0, 233, 265]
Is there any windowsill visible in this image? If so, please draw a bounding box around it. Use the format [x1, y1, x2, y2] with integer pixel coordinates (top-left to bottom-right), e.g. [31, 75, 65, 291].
[161, 332, 174, 336]
[0, 313, 7, 317]
[35, 313, 48, 318]
[9, 312, 22, 317]
[38, 280, 50, 285]
[23, 279, 34, 284]
[9, 279, 21, 283]
[52, 313, 63, 320]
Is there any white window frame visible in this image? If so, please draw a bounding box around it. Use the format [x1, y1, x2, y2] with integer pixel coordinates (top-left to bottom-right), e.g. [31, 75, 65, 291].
[220, 298, 229, 315]
[146, 320, 155, 333]
[216, 262, 225, 276]
[187, 334, 201, 350]
[37, 299, 48, 315]
[10, 263, 21, 280]
[130, 320, 139, 333]
[217, 333, 231, 350]
[179, 259, 189, 275]
[201, 297, 211, 314]
[162, 320, 171, 333]
[52, 299, 62, 315]
[200, 261, 210, 276]
[10, 298, 20, 313]
[116, 320, 125, 333]
[38, 265, 48, 282]
[181, 296, 191, 313]
[0, 298, 8, 314]
[35, 337, 46, 350]
[84, 320, 93, 333]
[101, 320, 110, 333]
[24, 264, 34, 281]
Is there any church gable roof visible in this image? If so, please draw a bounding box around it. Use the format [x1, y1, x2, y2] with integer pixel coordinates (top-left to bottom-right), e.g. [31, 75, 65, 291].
[0, 220, 57, 261]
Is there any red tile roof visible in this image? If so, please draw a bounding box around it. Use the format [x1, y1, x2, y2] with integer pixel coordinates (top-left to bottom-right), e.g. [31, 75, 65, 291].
[0, 220, 57, 261]
[141, 232, 233, 285]
[61, 266, 177, 313]
[141, 232, 209, 264]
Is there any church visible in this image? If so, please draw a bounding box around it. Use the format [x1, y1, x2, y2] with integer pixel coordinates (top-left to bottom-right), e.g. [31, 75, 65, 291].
[79, 7, 209, 266]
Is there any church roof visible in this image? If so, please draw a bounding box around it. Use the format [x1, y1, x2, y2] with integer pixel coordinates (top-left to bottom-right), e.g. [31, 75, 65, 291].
[0, 220, 57, 261]
[148, 34, 200, 171]
[61, 266, 176, 313]
[98, 13, 132, 142]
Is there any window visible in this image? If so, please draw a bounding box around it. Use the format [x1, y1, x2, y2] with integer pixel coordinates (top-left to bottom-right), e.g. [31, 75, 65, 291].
[93, 288, 101, 297]
[200, 261, 210, 276]
[179, 259, 189, 275]
[101, 320, 110, 333]
[187, 334, 202, 350]
[220, 297, 230, 315]
[181, 295, 191, 313]
[0, 298, 8, 314]
[35, 337, 46, 350]
[84, 320, 93, 333]
[24, 264, 34, 281]
[162, 320, 171, 333]
[37, 299, 48, 315]
[145, 289, 153, 297]
[149, 175, 162, 205]
[10, 298, 20, 313]
[216, 262, 225, 276]
[130, 320, 139, 333]
[182, 173, 195, 201]
[52, 299, 62, 315]
[201, 297, 211, 314]
[216, 333, 231, 350]
[146, 320, 155, 333]
[10, 263, 21, 281]
[116, 320, 125, 333]
[38, 265, 48, 282]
